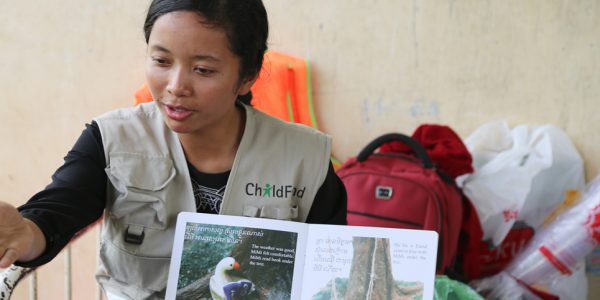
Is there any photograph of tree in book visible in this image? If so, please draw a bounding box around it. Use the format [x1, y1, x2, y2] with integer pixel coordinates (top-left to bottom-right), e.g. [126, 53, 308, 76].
[312, 237, 424, 300]
[175, 222, 298, 300]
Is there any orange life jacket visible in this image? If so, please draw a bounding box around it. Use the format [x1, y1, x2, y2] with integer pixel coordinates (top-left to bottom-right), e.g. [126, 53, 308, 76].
[133, 51, 341, 169]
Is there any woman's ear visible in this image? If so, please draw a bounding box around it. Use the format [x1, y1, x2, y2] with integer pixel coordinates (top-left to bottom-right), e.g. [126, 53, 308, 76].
[237, 76, 257, 96]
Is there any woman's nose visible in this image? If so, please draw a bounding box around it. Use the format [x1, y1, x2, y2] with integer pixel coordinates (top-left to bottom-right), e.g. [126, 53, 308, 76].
[166, 68, 192, 98]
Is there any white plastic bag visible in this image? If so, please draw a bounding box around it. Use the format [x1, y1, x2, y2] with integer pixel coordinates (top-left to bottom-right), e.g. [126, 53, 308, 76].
[471, 173, 600, 300]
[470, 271, 541, 300]
[458, 121, 584, 245]
[470, 268, 588, 300]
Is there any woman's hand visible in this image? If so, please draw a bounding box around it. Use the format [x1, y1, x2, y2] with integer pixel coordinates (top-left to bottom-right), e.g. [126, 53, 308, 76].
[0, 202, 46, 268]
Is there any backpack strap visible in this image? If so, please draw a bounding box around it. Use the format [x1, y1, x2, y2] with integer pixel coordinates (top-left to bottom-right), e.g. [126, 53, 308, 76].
[357, 133, 435, 169]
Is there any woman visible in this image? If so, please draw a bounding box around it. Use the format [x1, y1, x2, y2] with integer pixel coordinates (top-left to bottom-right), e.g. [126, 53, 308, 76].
[0, 0, 346, 298]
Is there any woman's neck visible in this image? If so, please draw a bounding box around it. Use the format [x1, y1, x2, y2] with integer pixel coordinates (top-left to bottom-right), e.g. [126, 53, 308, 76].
[178, 106, 246, 174]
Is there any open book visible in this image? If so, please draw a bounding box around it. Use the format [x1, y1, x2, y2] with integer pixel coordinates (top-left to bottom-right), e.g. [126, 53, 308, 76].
[166, 212, 438, 300]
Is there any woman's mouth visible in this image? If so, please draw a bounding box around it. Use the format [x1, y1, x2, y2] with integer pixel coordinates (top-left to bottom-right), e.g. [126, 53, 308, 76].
[162, 103, 195, 121]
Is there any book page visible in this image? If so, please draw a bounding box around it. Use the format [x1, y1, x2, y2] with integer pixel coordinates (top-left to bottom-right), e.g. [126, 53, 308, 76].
[302, 225, 438, 300]
[166, 212, 308, 300]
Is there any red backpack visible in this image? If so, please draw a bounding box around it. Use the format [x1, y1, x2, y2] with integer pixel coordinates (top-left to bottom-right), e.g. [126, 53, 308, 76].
[337, 132, 466, 274]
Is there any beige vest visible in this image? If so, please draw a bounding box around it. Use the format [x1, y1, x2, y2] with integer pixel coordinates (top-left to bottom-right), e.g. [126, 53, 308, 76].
[93, 102, 331, 299]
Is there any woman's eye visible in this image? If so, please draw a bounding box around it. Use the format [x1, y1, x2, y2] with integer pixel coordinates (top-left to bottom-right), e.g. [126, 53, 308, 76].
[152, 57, 169, 66]
[194, 67, 214, 75]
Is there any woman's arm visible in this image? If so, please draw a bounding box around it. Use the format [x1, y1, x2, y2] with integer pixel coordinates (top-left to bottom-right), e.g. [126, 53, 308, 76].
[305, 162, 348, 225]
[15, 122, 107, 267]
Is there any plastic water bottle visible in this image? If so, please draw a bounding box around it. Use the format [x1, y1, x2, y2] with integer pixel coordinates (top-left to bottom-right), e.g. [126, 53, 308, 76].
[506, 179, 600, 285]
[508, 227, 596, 284]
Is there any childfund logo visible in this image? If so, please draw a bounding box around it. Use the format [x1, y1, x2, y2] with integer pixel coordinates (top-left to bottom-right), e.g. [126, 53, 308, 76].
[245, 183, 306, 199]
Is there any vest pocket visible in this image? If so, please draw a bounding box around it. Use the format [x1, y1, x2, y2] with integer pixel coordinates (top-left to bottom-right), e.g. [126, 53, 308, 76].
[101, 153, 176, 293]
[243, 204, 299, 220]
[99, 239, 170, 294]
[105, 153, 176, 230]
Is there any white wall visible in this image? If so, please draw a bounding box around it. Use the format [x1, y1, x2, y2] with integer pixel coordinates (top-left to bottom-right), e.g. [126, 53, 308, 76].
[1, 0, 598, 298]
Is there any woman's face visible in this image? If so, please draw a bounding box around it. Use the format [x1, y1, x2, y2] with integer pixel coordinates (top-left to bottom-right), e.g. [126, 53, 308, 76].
[145, 11, 253, 135]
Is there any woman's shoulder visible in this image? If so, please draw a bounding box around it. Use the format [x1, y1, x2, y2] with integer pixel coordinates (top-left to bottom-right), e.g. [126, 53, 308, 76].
[93, 102, 167, 144]
[245, 104, 329, 139]
[94, 102, 160, 122]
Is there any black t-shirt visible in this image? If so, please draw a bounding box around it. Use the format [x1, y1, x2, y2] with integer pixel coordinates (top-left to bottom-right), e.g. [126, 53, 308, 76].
[17, 122, 347, 267]
[188, 162, 229, 214]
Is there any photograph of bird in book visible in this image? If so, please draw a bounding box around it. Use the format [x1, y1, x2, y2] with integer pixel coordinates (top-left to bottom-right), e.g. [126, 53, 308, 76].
[175, 223, 298, 300]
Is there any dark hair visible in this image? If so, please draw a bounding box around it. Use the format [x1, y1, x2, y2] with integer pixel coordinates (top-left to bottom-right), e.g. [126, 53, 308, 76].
[144, 0, 269, 105]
